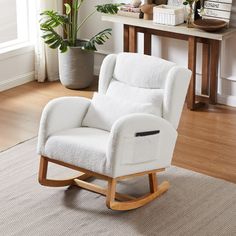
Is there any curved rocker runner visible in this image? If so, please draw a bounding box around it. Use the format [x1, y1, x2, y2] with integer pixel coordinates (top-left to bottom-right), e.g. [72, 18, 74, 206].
[39, 156, 169, 211]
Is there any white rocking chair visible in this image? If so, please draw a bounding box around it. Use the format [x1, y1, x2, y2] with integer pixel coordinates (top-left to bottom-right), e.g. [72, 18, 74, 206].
[37, 53, 191, 210]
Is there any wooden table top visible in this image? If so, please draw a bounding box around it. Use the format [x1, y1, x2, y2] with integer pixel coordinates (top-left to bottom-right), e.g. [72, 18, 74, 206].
[102, 14, 236, 41]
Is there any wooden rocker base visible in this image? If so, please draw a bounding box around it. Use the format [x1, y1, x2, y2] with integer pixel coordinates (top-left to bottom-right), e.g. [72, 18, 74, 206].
[39, 156, 169, 211]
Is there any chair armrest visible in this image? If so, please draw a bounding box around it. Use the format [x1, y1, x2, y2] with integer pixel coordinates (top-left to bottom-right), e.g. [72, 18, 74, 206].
[106, 114, 178, 177]
[37, 96, 91, 154]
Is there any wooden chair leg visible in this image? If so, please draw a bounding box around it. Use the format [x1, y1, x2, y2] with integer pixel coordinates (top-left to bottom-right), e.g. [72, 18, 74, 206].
[149, 173, 158, 193]
[39, 156, 48, 184]
[38, 156, 91, 187]
[106, 178, 117, 209]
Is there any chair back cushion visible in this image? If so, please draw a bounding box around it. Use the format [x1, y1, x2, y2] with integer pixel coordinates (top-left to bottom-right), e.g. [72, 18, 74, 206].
[98, 53, 191, 129]
[113, 53, 175, 89]
[82, 93, 161, 131]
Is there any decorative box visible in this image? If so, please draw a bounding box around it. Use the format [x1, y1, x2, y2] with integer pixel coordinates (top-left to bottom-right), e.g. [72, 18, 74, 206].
[153, 5, 185, 26]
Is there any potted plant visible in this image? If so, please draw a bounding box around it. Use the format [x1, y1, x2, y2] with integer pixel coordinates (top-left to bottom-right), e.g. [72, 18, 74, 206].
[40, 1, 120, 89]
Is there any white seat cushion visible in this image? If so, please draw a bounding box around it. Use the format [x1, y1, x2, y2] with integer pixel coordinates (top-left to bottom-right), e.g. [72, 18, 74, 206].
[43, 127, 110, 175]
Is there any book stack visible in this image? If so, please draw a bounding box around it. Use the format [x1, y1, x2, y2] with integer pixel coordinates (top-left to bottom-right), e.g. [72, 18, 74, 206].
[118, 4, 144, 19]
[202, 0, 232, 25]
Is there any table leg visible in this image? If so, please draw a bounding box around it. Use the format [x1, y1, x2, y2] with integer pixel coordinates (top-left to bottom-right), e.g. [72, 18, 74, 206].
[129, 26, 137, 53]
[144, 32, 152, 55]
[201, 42, 210, 95]
[209, 40, 220, 104]
[187, 36, 197, 110]
[123, 25, 129, 52]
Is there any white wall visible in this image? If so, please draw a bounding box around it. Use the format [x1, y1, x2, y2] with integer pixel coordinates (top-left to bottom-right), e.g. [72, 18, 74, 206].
[0, 0, 17, 43]
[0, 0, 35, 92]
[80, 1, 236, 107]
[0, 45, 35, 92]
[217, 4, 236, 106]
[0, 0, 63, 92]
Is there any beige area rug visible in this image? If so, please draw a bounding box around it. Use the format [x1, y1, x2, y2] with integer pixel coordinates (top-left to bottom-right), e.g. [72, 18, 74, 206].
[0, 139, 236, 236]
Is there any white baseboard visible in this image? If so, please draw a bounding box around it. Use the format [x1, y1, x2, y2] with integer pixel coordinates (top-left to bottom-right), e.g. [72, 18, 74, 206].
[221, 76, 236, 82]
[217, 94, 236, 107]
[0, 71, 35, 92]
[195, 74, 236, 107]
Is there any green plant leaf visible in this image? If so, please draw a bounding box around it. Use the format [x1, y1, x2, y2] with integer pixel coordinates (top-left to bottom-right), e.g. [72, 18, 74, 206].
[41, 27, 69, 52]
[95, 4, 121, 14]
[40, 9, 72, 52]
[49, 40, 62, 49]
[83, 28, 112, 51]
[45, 37, 57, 44]
[41, 33, 54, 39]
[40, 10, 69, 29]
[40, 2, 119, 52]
[59, 43, 68, 53]
[183, 0, 199, 5]
[64, 3, 71, 15]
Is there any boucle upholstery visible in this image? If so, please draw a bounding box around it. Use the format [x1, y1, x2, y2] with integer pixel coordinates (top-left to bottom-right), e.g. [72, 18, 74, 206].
[37, 53, 191, 178]
[37, 97, 90, 155]
[106, 79, 164, 111]
[99, 53, 191, 129]
[113, 53, 175, 89]
[107, 114, 177, 177]
[44, 128, 110, 175]
[82, 92, 161, 131]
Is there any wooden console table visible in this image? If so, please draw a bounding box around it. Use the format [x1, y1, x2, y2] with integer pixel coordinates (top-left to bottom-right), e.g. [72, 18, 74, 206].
[102, 15, 236, 110]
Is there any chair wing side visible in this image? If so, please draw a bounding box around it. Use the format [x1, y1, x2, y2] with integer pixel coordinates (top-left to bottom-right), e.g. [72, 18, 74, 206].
[163, 66, 192, 129]
[98, 54, 117, 94]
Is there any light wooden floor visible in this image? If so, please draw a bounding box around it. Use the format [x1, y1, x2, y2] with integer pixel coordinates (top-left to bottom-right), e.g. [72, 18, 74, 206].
[0, 80, 236, 183]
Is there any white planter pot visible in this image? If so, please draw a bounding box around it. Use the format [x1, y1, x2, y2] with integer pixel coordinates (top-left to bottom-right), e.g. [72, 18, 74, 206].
[58, 43, 94, 89]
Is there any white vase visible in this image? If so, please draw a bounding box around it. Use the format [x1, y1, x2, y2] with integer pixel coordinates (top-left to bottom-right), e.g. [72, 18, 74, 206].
[131, 0, 142, 7]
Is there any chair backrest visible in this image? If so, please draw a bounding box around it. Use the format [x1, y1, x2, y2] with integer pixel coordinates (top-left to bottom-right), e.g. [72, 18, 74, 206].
[98, 53, 191, 129]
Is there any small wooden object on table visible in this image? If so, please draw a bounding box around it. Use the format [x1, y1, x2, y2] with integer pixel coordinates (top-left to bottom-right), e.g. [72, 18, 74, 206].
[193, 19, 228, 32]
[141, 4, 156, 20]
